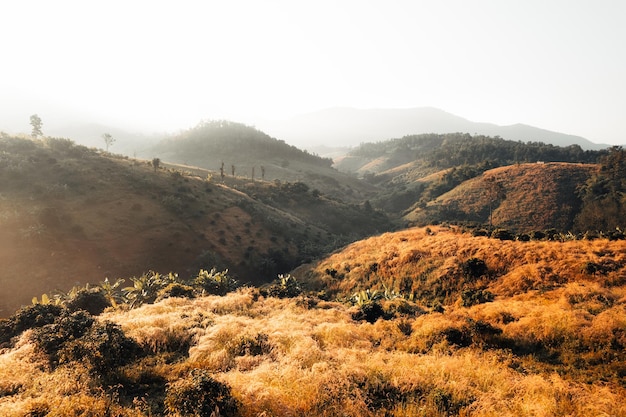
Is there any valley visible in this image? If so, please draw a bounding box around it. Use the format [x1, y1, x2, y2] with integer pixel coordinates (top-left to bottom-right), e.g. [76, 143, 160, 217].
[0, 122, 625, 416]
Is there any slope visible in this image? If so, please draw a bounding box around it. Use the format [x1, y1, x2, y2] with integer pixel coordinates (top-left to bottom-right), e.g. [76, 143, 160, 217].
[151, 120, 378, 203]
[403, 162, 599, 232]
[1, 226, 625, 416]
[0, 135, 392, 316]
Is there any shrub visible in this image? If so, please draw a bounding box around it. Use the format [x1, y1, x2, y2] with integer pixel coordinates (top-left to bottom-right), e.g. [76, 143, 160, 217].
[491, 228, 515, 240]
[58, 321, 142, 375]
[194, 268, 239, 296]
[351, 302, 385, 323]
[123, 271, 178, 308]
[30, 310, 95, 367]
[66, 287, 111, 315]
[529, 230, 546, 240]
[461, 258, 488, 280]
[0, 303, 63, 348]
[460, 288, 494, 307]
[265, 274, 302, 298]
[156, 283, 196, 302]
[164, 369, 239, 417]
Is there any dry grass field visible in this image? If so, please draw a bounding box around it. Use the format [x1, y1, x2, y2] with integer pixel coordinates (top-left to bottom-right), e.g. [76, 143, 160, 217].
[1, 226, 625, 416]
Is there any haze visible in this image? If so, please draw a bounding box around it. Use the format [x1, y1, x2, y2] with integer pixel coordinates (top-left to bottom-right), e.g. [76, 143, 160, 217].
[1, 0, 625, 146]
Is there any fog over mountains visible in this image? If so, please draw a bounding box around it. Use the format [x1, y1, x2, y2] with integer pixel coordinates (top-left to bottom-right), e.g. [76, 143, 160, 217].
[2, 106, 611, 156]
[257, 107, 610, 152]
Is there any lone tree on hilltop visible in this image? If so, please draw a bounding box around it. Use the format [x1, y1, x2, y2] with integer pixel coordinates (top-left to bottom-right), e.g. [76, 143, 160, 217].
[102, 133, 115, 152]
[30, 114, 43, 138]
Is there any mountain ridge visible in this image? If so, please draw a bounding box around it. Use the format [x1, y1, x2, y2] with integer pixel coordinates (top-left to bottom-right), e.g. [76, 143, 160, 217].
[258, 107, 610, 151]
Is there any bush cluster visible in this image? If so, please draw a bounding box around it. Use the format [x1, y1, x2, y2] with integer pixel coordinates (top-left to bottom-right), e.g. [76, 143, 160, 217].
[164, 369, 239, 417]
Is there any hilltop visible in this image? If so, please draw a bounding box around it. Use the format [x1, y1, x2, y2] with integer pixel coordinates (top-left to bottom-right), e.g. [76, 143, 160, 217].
[0, 135, 393, 316]
[150, 120, 377, 203]
[1, 226, 625, 416]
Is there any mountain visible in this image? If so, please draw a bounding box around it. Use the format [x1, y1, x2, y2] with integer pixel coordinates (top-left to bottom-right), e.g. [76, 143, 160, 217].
[258, 107, 609, 151]
[0, 135, 392, 316]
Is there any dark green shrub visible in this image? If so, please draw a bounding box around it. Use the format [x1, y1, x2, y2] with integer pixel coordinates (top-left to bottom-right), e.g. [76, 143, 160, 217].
[491, 229, 514, 240]
[31, 310, 95, 366]
[58, 322, 142, 374]
[351, 302, 385, 323]
[461, 288, 494, 307]
[440, 327, 472, 347]
[66, 288, 111, 315]
[529, 230, 546, 240]
[472, 228, 489, 237]
[265, 274, 302, 298]
[156, 283, 196, 302]
[461, 258, 488, 280]
[194, 268, 239, 296]
[0, 304, 63, 348]
[164, 369, 239, 417]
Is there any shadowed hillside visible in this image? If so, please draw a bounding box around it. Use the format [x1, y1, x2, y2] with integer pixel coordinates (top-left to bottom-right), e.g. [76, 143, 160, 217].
[0, 135, 393, 316]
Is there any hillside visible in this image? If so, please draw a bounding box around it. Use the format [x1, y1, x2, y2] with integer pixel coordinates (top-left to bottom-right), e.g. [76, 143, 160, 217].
[404, 162, 599, 232]
[0, 135, 392, 316]
[1, 226, 625, 416]
[333, 133, 607, 224]
[335, 132, 603, 177]
[258, 107, 608, 151]
[151, 120, 378, 203]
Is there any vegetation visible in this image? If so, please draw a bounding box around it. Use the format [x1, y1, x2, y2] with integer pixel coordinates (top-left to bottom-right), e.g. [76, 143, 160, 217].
[0, 135, 388, 314]
[29, 114, 43, 138]
[3, 119, 626, 415]
[2, 227, 626, 415]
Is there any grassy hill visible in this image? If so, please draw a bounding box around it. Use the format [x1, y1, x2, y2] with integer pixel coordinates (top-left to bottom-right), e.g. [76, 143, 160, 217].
[1, 225, 625, 416]
[334, 132, 602, 177]
[151, 120, 378, 203]
[403, 162, 599, 232]
[0, 135, 393, 316]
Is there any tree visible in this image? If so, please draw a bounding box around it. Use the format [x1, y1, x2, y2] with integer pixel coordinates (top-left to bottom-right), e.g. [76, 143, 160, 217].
[102, 133, 115, 152]
[30, 114, 43, 138]
[152, 158, 161, 172]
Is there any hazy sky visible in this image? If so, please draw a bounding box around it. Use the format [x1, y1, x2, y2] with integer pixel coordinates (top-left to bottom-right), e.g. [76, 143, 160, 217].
[1, 0, 624, 145]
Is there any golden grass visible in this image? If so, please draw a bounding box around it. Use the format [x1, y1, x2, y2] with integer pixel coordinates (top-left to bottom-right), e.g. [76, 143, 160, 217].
[2, 227, 626, 416]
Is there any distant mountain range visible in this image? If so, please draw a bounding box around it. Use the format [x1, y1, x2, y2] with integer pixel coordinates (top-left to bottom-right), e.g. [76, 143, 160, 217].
[258, 107, 610, 151]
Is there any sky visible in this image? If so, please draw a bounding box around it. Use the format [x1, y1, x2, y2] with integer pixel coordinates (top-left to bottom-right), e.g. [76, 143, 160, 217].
[1, 0, 625, 145]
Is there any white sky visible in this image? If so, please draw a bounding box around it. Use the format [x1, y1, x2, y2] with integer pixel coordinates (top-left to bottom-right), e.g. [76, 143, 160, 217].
[1, 0, 625, 144]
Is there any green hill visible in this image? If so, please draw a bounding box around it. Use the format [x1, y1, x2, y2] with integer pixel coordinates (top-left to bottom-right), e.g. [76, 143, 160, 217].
[151, 120, 378, 203]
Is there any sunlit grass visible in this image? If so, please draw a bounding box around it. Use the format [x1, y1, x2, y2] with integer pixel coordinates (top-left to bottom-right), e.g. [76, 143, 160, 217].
[2, 226, 626, 415]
